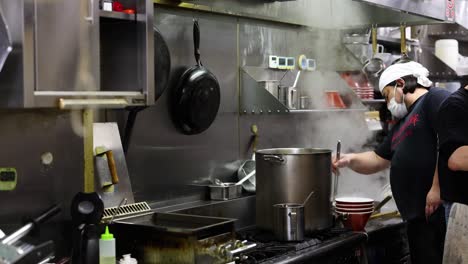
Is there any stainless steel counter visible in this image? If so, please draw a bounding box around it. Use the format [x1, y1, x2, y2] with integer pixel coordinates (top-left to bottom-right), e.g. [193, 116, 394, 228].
[151, 194, 256, 230]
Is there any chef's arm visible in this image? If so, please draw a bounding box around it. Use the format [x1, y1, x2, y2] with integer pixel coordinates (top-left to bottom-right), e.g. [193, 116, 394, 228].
[431, 164, 440, 188]
[448, 146, 468, 171]
[425, 162, 441, 217]
[334, 151, 390, 175]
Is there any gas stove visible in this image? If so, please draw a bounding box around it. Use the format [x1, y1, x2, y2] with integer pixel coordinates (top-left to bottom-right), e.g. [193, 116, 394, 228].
[234, 228, 368, 264]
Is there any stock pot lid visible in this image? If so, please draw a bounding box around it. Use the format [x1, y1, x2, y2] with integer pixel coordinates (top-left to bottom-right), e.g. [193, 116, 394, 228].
[256, 148, 331, 155]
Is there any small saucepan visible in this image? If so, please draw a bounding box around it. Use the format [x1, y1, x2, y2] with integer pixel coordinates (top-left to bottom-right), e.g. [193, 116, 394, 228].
[273, 191, 314, 241]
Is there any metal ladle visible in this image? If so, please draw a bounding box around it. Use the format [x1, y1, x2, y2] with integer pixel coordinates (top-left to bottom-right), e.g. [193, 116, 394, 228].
[333, 140, 341, 203]
[362, 25, 385, 78]
[236, 170, 256, 186]
[302, 190, 315, 207]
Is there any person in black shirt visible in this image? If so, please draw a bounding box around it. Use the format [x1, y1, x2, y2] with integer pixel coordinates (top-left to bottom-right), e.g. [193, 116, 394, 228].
[437, 85, 468, 221]
[333, 61, 450, 264]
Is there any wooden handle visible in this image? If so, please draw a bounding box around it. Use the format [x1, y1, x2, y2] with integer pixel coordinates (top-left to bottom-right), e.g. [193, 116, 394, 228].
[105, 151, 119, 184]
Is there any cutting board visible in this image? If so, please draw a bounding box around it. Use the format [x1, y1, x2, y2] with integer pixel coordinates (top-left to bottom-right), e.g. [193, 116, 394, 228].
[443, 203, 468, 264]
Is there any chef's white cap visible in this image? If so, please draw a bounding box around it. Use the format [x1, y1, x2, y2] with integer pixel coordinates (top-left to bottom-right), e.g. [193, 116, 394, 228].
[378, 61, 433, 92]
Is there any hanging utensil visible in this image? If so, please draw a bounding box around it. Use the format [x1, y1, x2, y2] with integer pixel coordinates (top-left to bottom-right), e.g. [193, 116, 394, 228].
[398, 24, 411, 63]
[171, 19, 221, 135]
[302, 190, 315, 207]
[362, 25, 385, 78]
[236, 169, 256, 186]
[122, 26, 171, 154]
[333, 140, 341, 203]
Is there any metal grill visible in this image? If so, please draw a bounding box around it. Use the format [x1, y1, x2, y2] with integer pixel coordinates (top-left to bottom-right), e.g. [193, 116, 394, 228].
[102, 201, 151, 222]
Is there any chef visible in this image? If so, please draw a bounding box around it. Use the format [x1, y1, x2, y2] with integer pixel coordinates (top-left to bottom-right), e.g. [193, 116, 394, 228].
[333, 61, 449, 264]
[437, 84, 468, 221]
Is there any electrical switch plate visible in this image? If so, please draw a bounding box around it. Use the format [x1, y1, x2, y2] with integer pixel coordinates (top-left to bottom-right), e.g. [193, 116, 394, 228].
[286, 57, 295, 70]
[269, 55, 278, 69]
[307, 59, 316, 71]
[277, 56, 288, 70]
[0, 168, 17, 191]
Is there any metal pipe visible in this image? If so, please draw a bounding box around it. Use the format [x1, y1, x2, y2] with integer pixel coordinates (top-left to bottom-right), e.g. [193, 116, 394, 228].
[2, 223, 34, 245]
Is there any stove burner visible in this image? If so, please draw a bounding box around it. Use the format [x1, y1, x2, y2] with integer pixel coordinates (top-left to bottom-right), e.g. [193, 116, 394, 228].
[241, 244, 293, 264]
[235, 227, 361, 264]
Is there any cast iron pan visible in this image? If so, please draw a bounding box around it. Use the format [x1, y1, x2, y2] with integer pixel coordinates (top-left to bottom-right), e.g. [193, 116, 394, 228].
[171, 20, 221, 135]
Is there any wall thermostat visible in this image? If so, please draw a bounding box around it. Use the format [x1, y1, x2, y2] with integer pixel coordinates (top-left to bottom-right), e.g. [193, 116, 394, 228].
[269, 55, 278, 69]
[0, 168, 17, 191]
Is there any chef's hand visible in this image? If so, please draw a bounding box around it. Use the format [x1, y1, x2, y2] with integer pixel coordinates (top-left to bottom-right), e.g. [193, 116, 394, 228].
[425, 186, 442, 219]
[332, 153, 353, 174]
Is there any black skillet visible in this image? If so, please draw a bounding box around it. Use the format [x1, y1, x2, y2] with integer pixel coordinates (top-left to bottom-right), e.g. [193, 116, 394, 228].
[171, 20, 221, 135]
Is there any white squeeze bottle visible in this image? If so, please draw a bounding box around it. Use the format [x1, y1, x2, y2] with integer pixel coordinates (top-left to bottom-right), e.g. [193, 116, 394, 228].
[99, 226, 116, 264]
[119, 254, 137, 264]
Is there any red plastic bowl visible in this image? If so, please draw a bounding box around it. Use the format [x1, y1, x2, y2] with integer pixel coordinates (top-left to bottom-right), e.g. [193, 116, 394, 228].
[339, 211, 372, 231]
[325, 91, 346, 109]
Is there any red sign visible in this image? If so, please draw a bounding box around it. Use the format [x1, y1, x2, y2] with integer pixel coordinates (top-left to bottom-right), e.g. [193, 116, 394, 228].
[446, 0, 455, 21]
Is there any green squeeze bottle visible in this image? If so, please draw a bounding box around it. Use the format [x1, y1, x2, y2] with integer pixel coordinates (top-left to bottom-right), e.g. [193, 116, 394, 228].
[99, 226, 116, 264]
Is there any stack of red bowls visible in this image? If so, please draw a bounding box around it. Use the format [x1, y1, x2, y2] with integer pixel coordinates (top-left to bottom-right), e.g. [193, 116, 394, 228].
[335, 197, 374, 231]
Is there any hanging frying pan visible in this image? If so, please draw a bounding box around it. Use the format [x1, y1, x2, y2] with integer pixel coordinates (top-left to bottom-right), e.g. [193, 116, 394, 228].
[171, 20, 221, 135]
[154, 26, 171, 101]
[122, 26, 171, 154]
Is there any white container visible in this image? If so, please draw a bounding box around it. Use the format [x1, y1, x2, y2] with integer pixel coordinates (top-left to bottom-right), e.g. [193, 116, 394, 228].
[119, 254, 138, 264]
[99, 226, 116, 264]
[435, 39, 459, 70]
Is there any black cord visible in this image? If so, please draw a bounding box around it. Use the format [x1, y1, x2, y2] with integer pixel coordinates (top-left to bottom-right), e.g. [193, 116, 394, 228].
[122, 106, 147, 155]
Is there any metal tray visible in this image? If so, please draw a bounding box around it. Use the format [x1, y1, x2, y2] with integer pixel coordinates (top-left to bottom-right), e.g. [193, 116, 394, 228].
[113, 212, 235, 239]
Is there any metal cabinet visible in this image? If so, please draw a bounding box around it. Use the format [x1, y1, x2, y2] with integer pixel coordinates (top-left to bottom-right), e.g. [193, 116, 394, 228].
[0, 0, 154, 108]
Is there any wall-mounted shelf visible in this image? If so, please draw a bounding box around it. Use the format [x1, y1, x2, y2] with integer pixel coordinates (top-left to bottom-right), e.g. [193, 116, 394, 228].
[362, 99, 385, 104]
[290, 109, 367, 113]
[100, 10, 136, 21]
[240, 66, 367, 115]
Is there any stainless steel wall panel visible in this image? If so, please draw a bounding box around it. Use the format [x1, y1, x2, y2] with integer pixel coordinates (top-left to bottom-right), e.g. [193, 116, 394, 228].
[123, 8, 240, 202]
[239, 21, 362, 71]
[0, 110, 83, 224]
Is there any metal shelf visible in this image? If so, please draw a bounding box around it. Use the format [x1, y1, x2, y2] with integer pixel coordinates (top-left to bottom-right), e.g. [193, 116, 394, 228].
[362, 99, 385, 104]
[290, 108, 367, 113]
[100, 10, 136, 21]
[377, 36, 418, 45]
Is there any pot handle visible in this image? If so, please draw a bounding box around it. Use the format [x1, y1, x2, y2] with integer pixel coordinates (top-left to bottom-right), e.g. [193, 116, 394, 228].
[263, 155, 285, 164]
[289, 211, 297, 234]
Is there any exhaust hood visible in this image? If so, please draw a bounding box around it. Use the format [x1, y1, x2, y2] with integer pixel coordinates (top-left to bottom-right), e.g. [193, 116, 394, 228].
[355, 0, 468, 30]
[353, 0, 446, 21]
